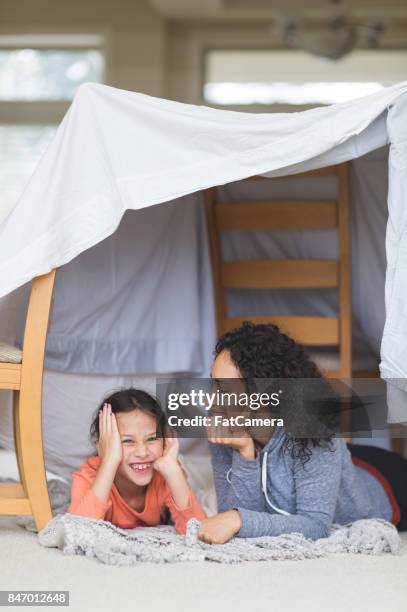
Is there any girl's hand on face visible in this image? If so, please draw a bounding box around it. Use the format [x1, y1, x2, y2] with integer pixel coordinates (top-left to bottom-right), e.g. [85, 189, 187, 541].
[198, 511, 241, 545]
[96, 403, 123, 468]
[153, 430, 180, 476]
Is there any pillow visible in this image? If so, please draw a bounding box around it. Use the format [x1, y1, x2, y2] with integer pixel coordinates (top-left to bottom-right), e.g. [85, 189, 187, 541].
[0, 342, 22, 363]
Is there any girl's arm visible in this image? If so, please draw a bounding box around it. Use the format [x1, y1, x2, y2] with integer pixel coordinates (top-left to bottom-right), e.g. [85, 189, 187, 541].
[68, 404, 122, 520]
[162, 463, 207, 534]
[154, 437, 206, 533]
[158, 461, 192, 511]
[68, 466, 114, 520]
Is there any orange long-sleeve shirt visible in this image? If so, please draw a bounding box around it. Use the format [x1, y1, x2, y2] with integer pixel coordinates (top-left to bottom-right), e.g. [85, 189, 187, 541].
[68, 455, 206, 534]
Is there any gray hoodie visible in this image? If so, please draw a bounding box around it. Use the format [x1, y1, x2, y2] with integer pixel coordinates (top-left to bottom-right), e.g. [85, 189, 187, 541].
[210, 428, 392, 540]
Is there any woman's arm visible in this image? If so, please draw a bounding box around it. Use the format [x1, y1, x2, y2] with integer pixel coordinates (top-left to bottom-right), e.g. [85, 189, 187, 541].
[200, 441, 342, 543]
[208, 418, 260, 513]
[209, 443, 233, 513]
[209, 443, 265, 513]
[236, 442, 341, 539]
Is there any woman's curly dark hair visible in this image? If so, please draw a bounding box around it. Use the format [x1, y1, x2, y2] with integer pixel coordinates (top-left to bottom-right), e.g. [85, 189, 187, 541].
[214, 321, 339, 464]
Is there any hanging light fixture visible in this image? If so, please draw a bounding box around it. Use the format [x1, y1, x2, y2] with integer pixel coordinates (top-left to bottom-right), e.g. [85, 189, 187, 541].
[279, 0, 385, 61]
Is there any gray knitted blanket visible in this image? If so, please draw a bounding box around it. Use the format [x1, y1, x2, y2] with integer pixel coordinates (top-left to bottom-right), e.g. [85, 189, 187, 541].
[28, 479, 400, 564]
[38, 513, 401, 564]
[6, 478, 399, 564]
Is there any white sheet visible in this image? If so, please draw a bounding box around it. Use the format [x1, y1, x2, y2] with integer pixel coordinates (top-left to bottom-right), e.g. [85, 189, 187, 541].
[1, 81, 406, 298]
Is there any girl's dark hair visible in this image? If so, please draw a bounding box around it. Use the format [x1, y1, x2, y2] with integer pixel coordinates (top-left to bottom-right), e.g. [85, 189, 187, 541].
[90, 388, 167, 446]
[215, 321, 338, 464]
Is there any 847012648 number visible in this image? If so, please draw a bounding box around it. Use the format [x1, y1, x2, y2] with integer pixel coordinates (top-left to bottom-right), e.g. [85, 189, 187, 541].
[0, 591, 69, 606]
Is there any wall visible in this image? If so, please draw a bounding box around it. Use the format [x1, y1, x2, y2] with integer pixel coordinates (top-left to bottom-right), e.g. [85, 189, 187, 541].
[1, 1, 407, 106]
[0, 0, 166, 97]
[167, 19, 407, 106]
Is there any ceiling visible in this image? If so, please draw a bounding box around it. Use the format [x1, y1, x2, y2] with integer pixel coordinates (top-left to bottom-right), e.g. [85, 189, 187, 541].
[150, 0, 407, 20]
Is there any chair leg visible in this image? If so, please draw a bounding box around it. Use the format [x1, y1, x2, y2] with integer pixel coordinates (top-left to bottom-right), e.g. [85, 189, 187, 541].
[12, 391, 27, 492]
[16, 387, 52, 531]
[390, 424, 405, 457]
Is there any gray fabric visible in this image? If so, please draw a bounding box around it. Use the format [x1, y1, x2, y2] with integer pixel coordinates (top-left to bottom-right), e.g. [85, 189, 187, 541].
[16, 195, 216, 376]
[210, 429, 393, 540]
[38, 514, 400, 564]
[220, 146, 388, 358]
[0, 342, 22, 363]
[0, 477, 71, 533]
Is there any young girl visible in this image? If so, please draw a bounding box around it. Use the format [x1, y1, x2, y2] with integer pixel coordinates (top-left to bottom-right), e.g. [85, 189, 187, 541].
[198, 322, 407, 544]
[68, 388, 206, 533]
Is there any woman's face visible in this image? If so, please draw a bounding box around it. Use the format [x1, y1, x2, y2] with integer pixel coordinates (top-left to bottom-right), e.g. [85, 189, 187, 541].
[210, 349, 247, 411]
[114, 409, 164, 487]
[211, 349, 273, 446]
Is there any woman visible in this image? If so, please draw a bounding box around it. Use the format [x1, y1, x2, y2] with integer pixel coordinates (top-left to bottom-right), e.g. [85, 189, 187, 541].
[198, 322, 407, 544]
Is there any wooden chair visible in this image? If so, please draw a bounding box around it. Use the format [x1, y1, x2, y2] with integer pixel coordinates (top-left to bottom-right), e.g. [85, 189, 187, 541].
[0, 270, 56, 531]
[204, 164, 353, 379]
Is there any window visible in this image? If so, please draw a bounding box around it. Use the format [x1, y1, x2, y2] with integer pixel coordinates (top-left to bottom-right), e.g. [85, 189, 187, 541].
[0, 48, 104, 101]
[0, 34, 105, 223]
[203, 49, 407, 106]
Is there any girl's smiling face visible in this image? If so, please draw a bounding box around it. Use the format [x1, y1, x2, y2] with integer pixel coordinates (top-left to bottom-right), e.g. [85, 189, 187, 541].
[114, 409, 164, 487]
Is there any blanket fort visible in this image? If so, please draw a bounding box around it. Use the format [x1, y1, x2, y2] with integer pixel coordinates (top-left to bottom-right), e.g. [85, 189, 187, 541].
[0, 81, 407, 413]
